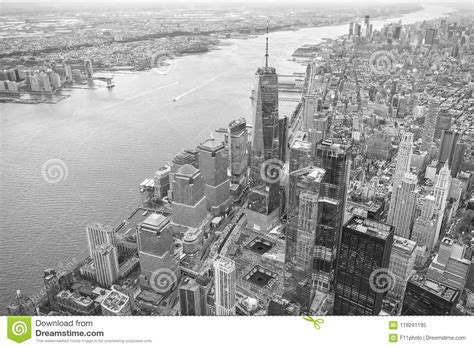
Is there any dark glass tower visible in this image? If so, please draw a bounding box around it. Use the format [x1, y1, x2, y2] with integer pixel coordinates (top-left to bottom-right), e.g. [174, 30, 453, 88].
[438, 130, 459, 167]
[334, 216, 394, 315]
[401, 274, 459, 315]
[312, 140, 350, 292]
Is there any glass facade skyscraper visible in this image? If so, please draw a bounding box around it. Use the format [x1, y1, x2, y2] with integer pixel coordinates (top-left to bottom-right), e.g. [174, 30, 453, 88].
[312, 140, 351, 292]
[334, 216, 394, 315]
[247, 61, 280, 232]
[213, 255, 236, 316]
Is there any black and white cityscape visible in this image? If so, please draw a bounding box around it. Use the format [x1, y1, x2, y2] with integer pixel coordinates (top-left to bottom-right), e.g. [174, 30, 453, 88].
[1, 1, 473, 318]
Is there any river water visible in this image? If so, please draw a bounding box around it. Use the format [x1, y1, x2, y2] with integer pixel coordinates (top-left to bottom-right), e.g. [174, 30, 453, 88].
[0, 5, 453, 313]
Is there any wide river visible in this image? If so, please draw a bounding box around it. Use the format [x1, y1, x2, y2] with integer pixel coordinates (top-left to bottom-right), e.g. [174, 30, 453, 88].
[0, 5, 454, 313]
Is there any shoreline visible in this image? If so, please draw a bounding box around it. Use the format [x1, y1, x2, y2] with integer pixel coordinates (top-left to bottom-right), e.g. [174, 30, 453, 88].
[95, 4, 453, 75]
[1, 4, 458, 313]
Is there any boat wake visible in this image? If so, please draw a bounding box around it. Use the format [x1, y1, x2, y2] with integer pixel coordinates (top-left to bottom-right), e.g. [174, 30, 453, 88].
[124, 81, 179, 101]
[173, 77, 218, 102]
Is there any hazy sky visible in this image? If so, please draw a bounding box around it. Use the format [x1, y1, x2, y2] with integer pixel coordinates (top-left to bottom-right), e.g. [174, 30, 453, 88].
[0, 0, 460, 3]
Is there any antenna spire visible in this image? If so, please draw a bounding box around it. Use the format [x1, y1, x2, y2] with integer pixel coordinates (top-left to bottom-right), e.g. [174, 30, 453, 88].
[265, 22, 269, 67]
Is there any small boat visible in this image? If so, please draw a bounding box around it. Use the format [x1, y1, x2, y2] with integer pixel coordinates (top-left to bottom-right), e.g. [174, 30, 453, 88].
[249, 89, 255, 100]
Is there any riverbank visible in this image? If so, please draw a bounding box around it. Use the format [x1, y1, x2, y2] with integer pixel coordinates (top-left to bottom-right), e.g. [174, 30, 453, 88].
[0, 4, 456, 314]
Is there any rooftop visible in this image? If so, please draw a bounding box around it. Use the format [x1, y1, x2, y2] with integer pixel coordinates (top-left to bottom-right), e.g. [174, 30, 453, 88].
[441, 237, 454, 246]
[307, 167, 326, 182]
[409, 274, 459, 303]
[155, 165, 171, 176]
[392, 236, 417, 255]
[199, 138, 225, 152]
[101, 290, 129, 313]
[177, 164, 199, 176]
[143, 213, 168, 228]
[94, 243, 114, 255]
[87, 222, 114, 233]
[57, 290, 93, 307]
[214, 255, 235, 271]
[345, 216, 393, 240]
[290, 139, 311, 150]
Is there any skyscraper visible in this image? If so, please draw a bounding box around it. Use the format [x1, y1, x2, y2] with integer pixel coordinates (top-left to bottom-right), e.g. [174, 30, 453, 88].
[312, 140, 350, 292]
[278, 116, 288, 162]
[228, 118, 248, 199]
[286, 166, 326, 275]
[86, 223, 117, 256]
[137, 213, 179, 292]
[433, 163, 451, 243]
[349, 22, 354, 37]
[302, 95, 319, 131]
[86, 223, 119, 288]
[421, 102, 438, 151]
[434, 108, 451, 140]
[84, 59, 93, 79]
[411, 195, 437, 252]
[364, 15, 370, 37]
[171, 164, 207, 228]
[197, 138, 231, 216]
[289, 138, 312, 173]
[394, 25, 402, 39]
[92, 243, 119, 288]
[247, 29, 280, 233]
[427, 237, 471, 291]
[387, 132, 413, 225]
[168, 150, 199, 199]
[390, 172, 418, 239]
[438, 130, 459, 166]
[213, 255, 236, 316]
[285, 139, 313, 265]
[425, 28, 436, 45]
[154, 165, 171, 199]
[334, 216, 394, 315]
[402, 274, 459, 315]
[179, 277, 205, 315]
[451, 141, 467, 177]
[388, 236, 416, 301]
